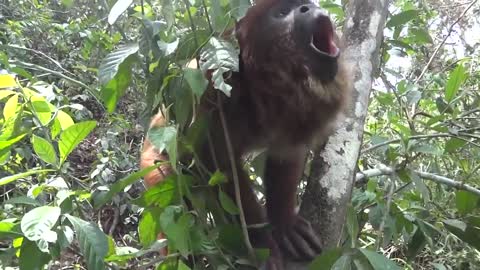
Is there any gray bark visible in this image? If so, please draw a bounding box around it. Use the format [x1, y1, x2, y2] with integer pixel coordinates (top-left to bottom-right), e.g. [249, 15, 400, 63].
[286, 0, 389, 268]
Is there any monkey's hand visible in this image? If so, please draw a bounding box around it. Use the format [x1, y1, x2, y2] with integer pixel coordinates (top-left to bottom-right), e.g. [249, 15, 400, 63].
[272, 216, 322, 261]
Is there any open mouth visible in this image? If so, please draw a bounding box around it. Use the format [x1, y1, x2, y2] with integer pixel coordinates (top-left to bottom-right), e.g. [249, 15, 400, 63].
[310, 16, 340, 58]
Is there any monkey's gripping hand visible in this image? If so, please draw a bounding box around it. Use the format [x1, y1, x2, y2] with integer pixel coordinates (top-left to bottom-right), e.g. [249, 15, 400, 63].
[272, 215, 322, 261]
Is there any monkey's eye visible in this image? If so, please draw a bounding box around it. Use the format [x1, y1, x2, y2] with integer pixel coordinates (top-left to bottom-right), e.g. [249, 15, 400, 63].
[275, 7, 291, 17]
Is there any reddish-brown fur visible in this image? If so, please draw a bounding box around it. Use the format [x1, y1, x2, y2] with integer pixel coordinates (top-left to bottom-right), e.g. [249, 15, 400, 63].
[141, 0, 350, 268]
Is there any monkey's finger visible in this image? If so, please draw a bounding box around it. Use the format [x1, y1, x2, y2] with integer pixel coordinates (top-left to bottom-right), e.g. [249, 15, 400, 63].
[287, 229, 317, 260]
[295, 219, 322, 253]
[278, 233, 301, 260]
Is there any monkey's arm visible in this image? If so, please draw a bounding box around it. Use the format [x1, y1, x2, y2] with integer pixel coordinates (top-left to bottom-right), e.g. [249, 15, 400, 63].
[264, 146, 322, 261]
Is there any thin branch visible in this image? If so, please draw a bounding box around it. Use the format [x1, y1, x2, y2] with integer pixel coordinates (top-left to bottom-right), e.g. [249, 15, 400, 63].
[11, 60, 105, 109]
[362, 131, 480, 153]
[356, 166, 480, 196]
[3, 44, 74, 76]
[216, 94, 256, 262]
[413, 0, 478, 84]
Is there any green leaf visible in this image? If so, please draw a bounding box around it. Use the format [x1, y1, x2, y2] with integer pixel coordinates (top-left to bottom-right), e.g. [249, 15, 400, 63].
[219, 190, 239, 215]
[21, 206, 61, 241]
[99, 43, 139, 85]
[200, 37, 238, 96]
[139, 208, 163, 247]
[19, 239, 51, 270]
[309, 248, 343, 270]
[133, 176, 177, 208]
[4, 196, 41, 206]
[359, 248, 401, 270]
[99, 44, 138, 112]
[346, 205, 359, 247]
[3, 93, 19, 120]
[445, 64, 467, 102]
[332, 254, 352, 270]
[65, 215, 109, 270]
[410, 28, 433, 44]
[445, 138, 466, 153]
[208, 170, 227, 186]
[32, 134, 58, 166]
[386, 10, 420, 28]
[0, 221, 22, 239]
[148, 126, 177, 170]
[406, 228, 427, 259]
[455, 190, 479, 215]
[59, 121, 96, 164]
[94, 165, 161, 208]
[0, 169, 54, 186]
[108, 0, 134, 25]
[184, 68, 208, 98]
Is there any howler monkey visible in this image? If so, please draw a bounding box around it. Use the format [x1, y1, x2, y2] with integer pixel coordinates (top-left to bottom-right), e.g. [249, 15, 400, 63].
[140, 0, 350, 269]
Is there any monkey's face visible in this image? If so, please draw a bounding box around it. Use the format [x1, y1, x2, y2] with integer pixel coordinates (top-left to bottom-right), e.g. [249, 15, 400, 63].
[236, 0, 340, 82]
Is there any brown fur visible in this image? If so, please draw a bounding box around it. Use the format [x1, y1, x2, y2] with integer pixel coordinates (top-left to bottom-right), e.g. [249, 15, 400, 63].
[141, 0, 350, 268]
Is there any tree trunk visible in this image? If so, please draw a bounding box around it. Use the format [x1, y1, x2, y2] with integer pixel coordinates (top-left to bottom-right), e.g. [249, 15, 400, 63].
[285, 0, 389, 269]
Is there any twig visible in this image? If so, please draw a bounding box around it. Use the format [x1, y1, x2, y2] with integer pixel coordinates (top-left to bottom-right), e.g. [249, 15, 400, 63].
[3, 44, 74, 76]
[108, 207, 120, 236]
[216, 94, 256, 262]
[138, 253, 180, 270]
[413, 0, 478, 84]
[362, 131, 480, 153]
[355, 166, 480, 196]
[376, 177, 395, 250]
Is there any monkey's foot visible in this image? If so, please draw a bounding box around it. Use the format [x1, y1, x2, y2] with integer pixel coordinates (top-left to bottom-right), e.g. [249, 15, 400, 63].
[273, 216, 322, 261]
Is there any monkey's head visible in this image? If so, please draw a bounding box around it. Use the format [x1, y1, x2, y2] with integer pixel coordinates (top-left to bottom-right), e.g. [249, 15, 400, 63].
[236, 0, 340, 83]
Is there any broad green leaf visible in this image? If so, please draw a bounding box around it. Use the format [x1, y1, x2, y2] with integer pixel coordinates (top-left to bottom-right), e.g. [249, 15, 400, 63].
[219, 190, 239, 215]
[386, 10, 420, 28]
[184, 68, 208, 98]
[445, 138, 466, 153]
[443, 218, 480, 250]
[455, 190, 478, 215]
[0, 133, 26, 151]
[139, 208, 163, 247]
[309, 248, 343, 270]
[0, 74, 17, 89]
[100, 55, 137, 112]
[30, 97, 54, 126]
[0, 169, 54, 186]
[148, 126, 177, 170]
[157, 38, 179, 57]
[108, 0, 134, 25]
[94, 164, 161, 208]
[410, 28, 433, 44]
[200, 37, 238, 96]
[445, 64, 467, 102]
[21, 206, 61, 241]
[359, 249, 401, 270]
[174, 81, 193, 127]
[65, 215, 109, 270]
[59, 121, 96, 164]
[4, 196, 41, 206]
[332, 254, 352, 270]
[3, 94, 19, 120]
[99, 43, 139, 85]
[19, 239, 51, 270]
[229, 0, 251, 19]
[61, 0, 74, 7]
[208, 170, 227, 186]
[56, 110, 74, 129]
[32, 134, 58, 166]
[133, 175, 177, 208]
[0, 221, 22, 239]
[0, 89, 16, 99]
[406, 228, 427, 259]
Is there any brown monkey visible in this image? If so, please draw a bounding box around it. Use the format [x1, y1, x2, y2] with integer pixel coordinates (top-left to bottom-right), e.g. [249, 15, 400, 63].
[140, 0, 350, 268]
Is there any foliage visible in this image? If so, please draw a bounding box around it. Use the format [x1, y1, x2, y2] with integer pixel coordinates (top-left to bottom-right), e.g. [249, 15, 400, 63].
[0, 0, 479, 269]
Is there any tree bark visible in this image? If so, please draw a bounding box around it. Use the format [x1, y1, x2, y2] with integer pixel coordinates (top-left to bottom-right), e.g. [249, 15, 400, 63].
[285, 0, 389, 269]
